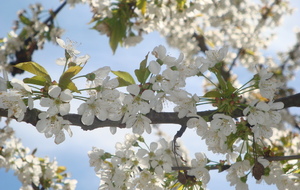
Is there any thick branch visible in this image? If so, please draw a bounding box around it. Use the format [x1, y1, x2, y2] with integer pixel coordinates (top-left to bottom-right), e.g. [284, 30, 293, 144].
[1, 93, 300, 130]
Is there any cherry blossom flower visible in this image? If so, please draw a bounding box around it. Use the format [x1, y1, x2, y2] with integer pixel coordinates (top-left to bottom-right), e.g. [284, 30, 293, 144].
[211, 113, 237, 136]
[122, 85, 155, 123]
[257, 67, 282, 100]
[134, 170, 164, 190]
[36, 113, 72, 144]
[151, 45, 184, 68]
[226, 160, 251, 190]
[243, 100, 269, 126]
[40, 85, 73, 116]
[88, 147, 108, 172]
[276, 174, 300, 190]
[152, 45, 167, 60]
[0, 91, 26, 121]
[77, 96, 108, 125]
[252, 123, 273, 139]
[187, 115, 208, 136]
[10, 78, 34, 109]
[126, 114, 152, 134]
[188, 152, 210, 187]
[205, 128, 227, 153]
[199, 46, 229, 68]
[56, 37, 80, 57]
[168, 91, 199, 118]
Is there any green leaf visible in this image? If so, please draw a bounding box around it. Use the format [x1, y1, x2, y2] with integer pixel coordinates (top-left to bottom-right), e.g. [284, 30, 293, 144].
[134, 53, 150, 83]
[19, 14, 32, 25]
[245, 49, 255, 56]
[116, 77, 130, 87]
[64, 81, 79, 93]
[18, 29, 29, 40]
[176, 0, 186, 10]
[107, 16, 127, 54]
[14, 62, 51, 83]
[135, 68, 150, 84]
[203, 90, 222, 98]
[139, 53, 149, 69]
[112, 70, 135, 87]
[56, 166, 66, 174]
[225, 80, 236, 96]
[23, 76, 48, 86]
[59, 66, 82, 92]
[137, 0, 147, 15]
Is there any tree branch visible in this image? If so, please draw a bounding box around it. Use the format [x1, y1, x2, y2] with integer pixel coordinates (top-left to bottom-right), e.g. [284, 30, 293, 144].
[171, 154, 300, 171]
[1, 93, 300, 130]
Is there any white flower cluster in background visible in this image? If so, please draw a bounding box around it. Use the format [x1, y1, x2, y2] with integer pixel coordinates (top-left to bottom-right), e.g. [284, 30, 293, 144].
[69, 0, 295, 72]
[0, 126, 77, 190]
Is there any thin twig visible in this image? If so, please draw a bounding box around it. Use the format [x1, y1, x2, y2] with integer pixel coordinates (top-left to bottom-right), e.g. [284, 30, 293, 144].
[171, 154, 300, 171]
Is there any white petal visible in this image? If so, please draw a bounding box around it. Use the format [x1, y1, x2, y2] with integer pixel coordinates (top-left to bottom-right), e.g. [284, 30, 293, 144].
[127, 84, 140, 96]
[36, 120, 48, 133]
[256, 101, 269, 111]
[150, 142, 158, 151]
[48, 85, 61, 98]
[270, 102, 284, 110]
[149, 60, 161, 74]
[93, 66, 111, 78]
[54, 131, 65, 144]
[59, 103, 70, 115]
[56, 57, 67, 65]
[141, 90, 154, 101]
[60, 89, 73, 102]
[81, 109, 95, 125]
[77, 103, 87, 115]
[56, 37, 66, 48]
[152, 45, 166, 59]
[40, 98, 53, 107]
[218, 46, 229, 60]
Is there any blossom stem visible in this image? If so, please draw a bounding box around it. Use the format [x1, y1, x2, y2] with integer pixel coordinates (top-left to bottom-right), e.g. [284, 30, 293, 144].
[236, 78, 255, 93]
[62, 57, 69, 74]
[201, 73, 219, 89]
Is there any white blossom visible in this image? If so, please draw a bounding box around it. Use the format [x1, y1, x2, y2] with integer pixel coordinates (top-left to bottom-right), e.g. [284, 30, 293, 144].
[36, 113, 72, 144]
[40, 85, 73, 116]
[199, 46, 229, 68]
[188, 152, 210, 187]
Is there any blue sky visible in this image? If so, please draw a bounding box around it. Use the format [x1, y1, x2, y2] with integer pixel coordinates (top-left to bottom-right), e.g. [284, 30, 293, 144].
[1, 1, 300, 190]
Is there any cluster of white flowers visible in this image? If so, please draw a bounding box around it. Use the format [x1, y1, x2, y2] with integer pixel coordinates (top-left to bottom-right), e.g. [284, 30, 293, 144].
[0, 126, 77, 190]
[252, 128, 300, 189]
[243, 67, 284, 140]
[1, 0, 300, 189]
[262, 162, 300, 190]
[88, 133, 192, 189]
[226, 160, 252, 189]
[188, 152, 210, 188]
[1, 34, 295, 189]
[78, 66, 122, 134]
[71, 0, 295, 73]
